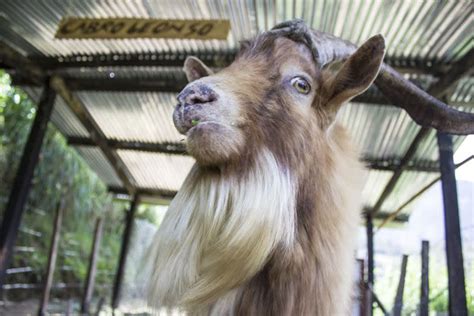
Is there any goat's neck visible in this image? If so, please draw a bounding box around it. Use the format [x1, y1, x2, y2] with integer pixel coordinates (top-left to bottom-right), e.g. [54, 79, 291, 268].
[228, 123, 364, 316]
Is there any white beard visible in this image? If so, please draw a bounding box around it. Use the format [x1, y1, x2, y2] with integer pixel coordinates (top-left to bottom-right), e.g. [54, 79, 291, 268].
[144, 148, 297, 312]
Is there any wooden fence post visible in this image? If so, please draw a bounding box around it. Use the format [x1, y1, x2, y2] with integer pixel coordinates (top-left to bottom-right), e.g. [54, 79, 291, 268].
[38, 200, 64, 316]
[392, 255, 408, 316]
[420, 240, 430, 316]
[81, 217, 104, 314]
[356, 259, 368, 316]
[112, 195, 139, 309]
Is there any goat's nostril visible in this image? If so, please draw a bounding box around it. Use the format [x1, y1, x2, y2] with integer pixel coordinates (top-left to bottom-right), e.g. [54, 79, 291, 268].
[190, 96, 204, 104]
[178, 84, 217, 106]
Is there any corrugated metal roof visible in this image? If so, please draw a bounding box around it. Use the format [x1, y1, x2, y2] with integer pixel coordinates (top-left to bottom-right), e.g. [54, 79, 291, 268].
[1, 0, 472, 62]
[75, 146, 122, 187]
[117, 150, 194, 191]
[361, 170, 393, 208]
[383, 171, 439, 213]
[77, 91, 181, 143]
[1, 0, 473, 220]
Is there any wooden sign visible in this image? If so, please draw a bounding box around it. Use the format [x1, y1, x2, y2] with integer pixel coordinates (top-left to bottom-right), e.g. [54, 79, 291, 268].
[55, 18, 230, 40]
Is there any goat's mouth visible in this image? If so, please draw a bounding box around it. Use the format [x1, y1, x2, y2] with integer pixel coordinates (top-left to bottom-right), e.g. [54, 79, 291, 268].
[173, 105, 231, 135]
[187, 120, 228, 134]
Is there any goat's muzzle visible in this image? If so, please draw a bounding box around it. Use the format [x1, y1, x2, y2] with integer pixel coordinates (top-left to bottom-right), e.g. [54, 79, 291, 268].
[174, 83, 219, 134]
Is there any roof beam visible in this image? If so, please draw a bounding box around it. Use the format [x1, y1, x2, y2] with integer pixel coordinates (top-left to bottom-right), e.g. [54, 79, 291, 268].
[0, 41, 44, 85]
[109, 186, 409, 223]
[28, 52, 448, 76]
[68, 136, 440, 172]
[427, 49, 474, 97]
[369, 48, 474, 216]
[30, 51, 235, 70]
[67, 136, 187, 155]
[11, 75, 437, 108]
[50, 76, 137, 194]
[68, 78, 187, 93]
[108, 186, 177, 200]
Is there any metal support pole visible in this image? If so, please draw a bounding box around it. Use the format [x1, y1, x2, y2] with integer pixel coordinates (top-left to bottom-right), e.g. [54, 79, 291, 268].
[38, 200, 64, 316]
[366, 213, 374, 316]
[0, 81, 55, 288]
[112, 195, 139, 309]
[436, 131, 467, 316]
[420, 240, 430, 316]
[392, 255, 408, 316]
[81, 217, 104, 314]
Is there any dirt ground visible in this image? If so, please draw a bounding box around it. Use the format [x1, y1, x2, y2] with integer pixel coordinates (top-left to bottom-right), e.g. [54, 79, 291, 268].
[1, 299, 41, 315]
[0, 298, 155, 315]
[0, 299, 83, 315]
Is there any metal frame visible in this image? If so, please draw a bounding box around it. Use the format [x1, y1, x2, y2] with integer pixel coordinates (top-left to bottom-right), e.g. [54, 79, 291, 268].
[0, 81, 56, 289]
[366, 213, 374, 316]
[437, 132, 467, 315]
[11, 52, 451, 76]
[67, 136, 441, 173]
[10, 74, 444, 110]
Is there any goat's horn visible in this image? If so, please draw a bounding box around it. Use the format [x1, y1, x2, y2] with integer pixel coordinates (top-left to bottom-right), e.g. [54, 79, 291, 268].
[271, 20, 474, 135]
[375, 64, 474, 134]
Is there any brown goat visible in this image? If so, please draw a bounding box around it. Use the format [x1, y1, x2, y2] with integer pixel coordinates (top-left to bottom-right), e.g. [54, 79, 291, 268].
[144, 21, 474, 315]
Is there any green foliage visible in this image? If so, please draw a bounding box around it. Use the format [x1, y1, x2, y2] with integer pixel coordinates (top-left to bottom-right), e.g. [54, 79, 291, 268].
[0, 70, 133, 300]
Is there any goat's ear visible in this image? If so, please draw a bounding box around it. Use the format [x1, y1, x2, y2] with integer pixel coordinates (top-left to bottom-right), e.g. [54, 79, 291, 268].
[323, 35, 385, 111]
[183, 56, 214, 82]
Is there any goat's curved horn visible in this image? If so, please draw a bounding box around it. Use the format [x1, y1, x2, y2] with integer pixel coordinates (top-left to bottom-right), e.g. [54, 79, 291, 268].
[270, 20, 474, 135]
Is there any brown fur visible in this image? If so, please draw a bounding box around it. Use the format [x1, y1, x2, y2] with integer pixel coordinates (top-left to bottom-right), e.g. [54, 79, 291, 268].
[146, 31, 384, 315]
[233, 124, 362, 315]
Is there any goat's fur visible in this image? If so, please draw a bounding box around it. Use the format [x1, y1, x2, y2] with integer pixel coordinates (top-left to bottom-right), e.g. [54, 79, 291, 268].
[145, 30, 385, 315]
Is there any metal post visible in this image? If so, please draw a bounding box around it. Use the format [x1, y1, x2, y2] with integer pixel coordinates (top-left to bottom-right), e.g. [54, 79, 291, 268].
[366, 213, 374, 316]
[392, 255, 408, 316]
[38, 200, 64, 316]
[81, 217, 104, 314]
[436, 131, 467, 316]
[420, 240, 430, 316]
[0, 81, 56, 288]
[112, 195, 139, 309]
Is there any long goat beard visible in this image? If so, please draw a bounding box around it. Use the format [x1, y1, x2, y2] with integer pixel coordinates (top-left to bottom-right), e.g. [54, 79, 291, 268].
[144, 148, 297, 312]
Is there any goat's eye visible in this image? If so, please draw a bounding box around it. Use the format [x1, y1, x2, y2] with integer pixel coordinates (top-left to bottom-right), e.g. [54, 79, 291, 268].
[290, 77, 311, 94]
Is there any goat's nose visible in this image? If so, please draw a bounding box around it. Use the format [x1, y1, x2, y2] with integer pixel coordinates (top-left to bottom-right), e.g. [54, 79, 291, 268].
[177, 84, 217, 106]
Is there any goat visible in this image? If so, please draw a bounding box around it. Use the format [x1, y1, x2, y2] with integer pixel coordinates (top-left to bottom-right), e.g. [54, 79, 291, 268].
[144, 20, 474, 315]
